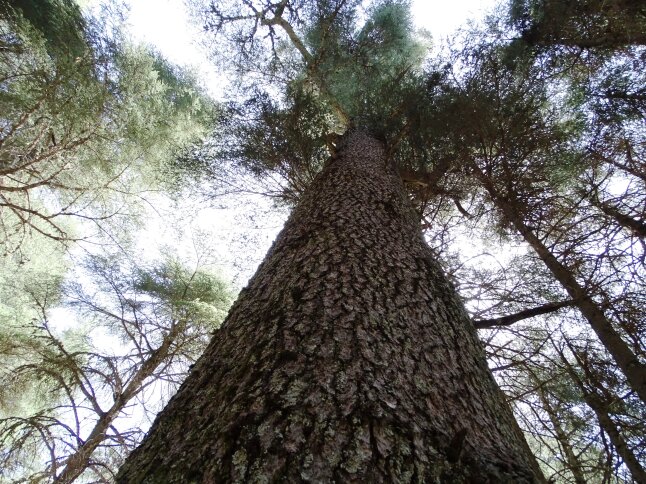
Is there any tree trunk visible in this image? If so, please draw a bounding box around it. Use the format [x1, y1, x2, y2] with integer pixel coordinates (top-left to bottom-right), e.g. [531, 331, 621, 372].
[534, 386, 587, 484]
[588, 194, 646, 239]
[117, 131, 542, 483]
[583, 397, 646, 484]
[557, 347, 646, 483]
[473, 164, 646, 404]
[54, 319, 188, 483]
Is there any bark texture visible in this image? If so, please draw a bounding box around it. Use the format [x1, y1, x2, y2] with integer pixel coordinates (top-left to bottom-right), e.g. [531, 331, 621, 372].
[117, 131, 542, 483]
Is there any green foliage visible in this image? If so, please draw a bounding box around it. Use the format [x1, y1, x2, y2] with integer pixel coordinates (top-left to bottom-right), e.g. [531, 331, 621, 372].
[134, 257, 232, 332]
[2, 0, 634, 480]
[505, 0, 646, 143]
[0, 251, 233, 482]
[0, 233, 69, 416]
[1, 0, 88, 58]
[190, 0, 439, 201]
[0, 4, 217, 252]
[306, 0, 428, 123]
[508, 0, 646, 50]
[201, 84, 337, 203]
[0, 2, 226, 479]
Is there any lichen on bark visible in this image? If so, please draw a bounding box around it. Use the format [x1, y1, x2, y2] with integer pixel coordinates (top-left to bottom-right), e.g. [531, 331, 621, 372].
[117, 130, 543, 483]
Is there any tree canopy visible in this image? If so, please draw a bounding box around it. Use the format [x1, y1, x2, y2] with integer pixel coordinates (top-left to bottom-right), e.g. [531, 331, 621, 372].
[1, 0, 645, 481]
[176, 0, 645, 479]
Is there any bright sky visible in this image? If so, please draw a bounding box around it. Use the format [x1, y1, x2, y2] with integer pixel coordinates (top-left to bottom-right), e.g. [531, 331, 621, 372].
[410, 0, 498, 37]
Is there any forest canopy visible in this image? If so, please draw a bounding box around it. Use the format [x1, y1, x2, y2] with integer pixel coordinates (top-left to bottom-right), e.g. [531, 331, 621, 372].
[1, 0, 645, 481]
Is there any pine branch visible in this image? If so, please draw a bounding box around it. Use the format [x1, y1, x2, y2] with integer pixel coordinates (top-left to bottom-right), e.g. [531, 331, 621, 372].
[473, 299, 576, 329]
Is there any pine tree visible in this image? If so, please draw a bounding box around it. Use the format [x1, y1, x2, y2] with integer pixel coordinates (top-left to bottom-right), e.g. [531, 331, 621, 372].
[0, 253, 232, 482]
[0, 2, 216, 253]
[118, 128, 543, 482]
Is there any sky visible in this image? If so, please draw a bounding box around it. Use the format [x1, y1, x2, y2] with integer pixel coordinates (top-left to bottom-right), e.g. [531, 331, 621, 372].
[126, 0, 499, 46]
[410, 0, 498, 38]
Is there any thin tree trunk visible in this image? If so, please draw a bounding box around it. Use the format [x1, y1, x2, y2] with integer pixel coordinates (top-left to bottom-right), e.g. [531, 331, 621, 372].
[589, 148, 646, 185]
[588, 194, 646, 239]
[534, 386, 587, 484]
[556, 348, 646, 483]
[54, 320, 186, 483]
[473, 164, 646, 404]
[117, 131, 543, 482]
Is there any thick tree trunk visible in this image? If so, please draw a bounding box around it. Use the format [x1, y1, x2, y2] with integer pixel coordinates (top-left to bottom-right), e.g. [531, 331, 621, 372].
[117, 131, 542, 482]
[473, 165, 646, 404]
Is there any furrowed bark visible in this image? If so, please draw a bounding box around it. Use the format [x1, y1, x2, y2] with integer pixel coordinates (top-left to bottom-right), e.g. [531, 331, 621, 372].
[117, 131, 542, 483]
